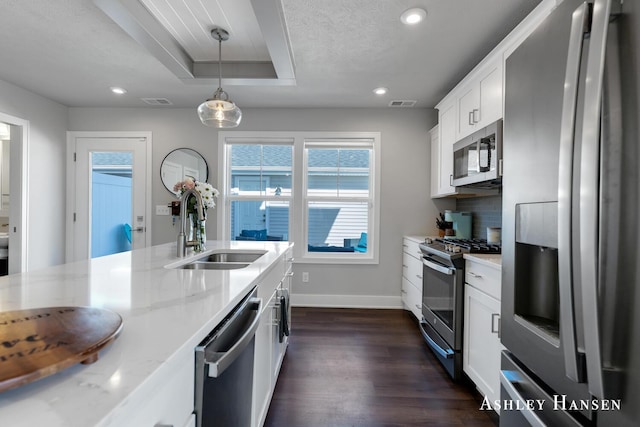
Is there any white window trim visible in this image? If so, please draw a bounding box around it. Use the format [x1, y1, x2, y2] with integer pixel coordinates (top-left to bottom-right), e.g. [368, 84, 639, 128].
[218, 131, 380, 264]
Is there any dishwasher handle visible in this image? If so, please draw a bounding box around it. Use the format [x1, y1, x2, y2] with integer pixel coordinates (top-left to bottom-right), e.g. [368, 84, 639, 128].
[201, 297, 262, 378]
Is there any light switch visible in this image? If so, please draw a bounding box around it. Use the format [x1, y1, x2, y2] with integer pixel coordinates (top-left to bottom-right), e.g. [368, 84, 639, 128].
[156, 205, 171, 216]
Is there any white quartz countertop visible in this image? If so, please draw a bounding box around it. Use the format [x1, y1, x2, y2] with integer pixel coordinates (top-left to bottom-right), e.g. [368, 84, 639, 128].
[463, 253, 502, 269]
[0, 240, 292, 427]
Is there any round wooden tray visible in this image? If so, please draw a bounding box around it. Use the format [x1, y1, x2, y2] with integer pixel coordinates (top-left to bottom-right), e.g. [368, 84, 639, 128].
[0, 306, 123, 393]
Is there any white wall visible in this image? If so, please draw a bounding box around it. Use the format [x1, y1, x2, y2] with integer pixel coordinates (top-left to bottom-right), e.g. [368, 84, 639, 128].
[0, 79, 68, 271]
[68, 106, 455, 306]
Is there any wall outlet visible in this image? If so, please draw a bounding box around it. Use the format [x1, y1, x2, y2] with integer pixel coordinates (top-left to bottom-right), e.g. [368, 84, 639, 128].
[156, 205, 171, 216]
[302, 272, 309, 283]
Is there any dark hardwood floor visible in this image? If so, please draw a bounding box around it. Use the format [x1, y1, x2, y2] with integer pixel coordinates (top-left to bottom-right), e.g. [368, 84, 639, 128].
[264, 307, 498, 427]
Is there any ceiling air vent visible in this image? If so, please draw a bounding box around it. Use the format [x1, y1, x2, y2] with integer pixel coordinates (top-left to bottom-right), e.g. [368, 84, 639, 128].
[388, 100, 417, 107]
[141, 98, 173, 106]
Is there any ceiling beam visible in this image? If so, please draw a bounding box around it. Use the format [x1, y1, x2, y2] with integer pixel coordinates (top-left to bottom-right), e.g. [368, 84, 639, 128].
[250, 0, 296, 80]
[93, 0, 194, 79]
[189, 62, 295, 86]
[93, 0, 296, 85]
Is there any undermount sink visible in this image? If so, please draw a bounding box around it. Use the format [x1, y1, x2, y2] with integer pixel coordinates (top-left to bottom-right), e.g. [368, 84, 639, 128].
[168, 249, 267, 270]
[201, 252, 265, 263]
[178, 261, 250, 270]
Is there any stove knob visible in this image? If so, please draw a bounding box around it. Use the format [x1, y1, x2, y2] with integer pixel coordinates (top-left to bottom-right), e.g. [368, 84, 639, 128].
[424, 237, 433, 244]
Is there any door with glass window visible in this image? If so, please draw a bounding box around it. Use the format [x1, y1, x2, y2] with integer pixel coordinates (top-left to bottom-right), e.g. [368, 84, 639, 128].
[69, 135, 150, 261]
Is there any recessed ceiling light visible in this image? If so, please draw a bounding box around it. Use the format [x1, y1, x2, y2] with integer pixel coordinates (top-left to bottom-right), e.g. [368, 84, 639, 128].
[400, 7, 427, 25]
[110, 87, 127, 95]
[373, 87, 388, 95]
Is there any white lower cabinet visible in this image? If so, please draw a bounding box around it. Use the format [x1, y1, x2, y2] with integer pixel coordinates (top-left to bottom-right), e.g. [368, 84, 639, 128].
[401, 236, 424, 320]
[111, 350, 194, 427]
[463, 258, 504, 413]
[253, 292, 274, 427]
[252, 247, 293, 427]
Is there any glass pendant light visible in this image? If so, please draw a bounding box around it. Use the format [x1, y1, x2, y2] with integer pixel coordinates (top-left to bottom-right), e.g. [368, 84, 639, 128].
[198, 27, 242, 128]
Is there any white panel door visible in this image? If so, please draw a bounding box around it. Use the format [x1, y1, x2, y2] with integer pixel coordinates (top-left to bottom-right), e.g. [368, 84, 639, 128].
[69, 135, 150, 261]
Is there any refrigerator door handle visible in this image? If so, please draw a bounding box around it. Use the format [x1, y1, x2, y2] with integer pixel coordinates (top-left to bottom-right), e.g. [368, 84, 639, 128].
[578, 0, 613, 399]
[557, 0, 589, 383]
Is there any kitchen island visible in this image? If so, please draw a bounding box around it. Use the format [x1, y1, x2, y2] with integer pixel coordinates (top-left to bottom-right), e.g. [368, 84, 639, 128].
[0, 240, 293, 427]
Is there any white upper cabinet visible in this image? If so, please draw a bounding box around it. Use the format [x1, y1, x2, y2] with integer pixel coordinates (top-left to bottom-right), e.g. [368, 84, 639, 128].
[431, 100, 457, 197]
[456, 59, 503, 140]
[430, 0, 558, 199]
[429, 125, 440, 198]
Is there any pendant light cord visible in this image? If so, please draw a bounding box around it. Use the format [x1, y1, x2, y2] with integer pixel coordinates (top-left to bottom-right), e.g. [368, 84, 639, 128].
[218, 37, 223, 91]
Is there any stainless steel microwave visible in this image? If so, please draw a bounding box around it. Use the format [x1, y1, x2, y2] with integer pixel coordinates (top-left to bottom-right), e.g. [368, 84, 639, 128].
[452, 119, 503, 189]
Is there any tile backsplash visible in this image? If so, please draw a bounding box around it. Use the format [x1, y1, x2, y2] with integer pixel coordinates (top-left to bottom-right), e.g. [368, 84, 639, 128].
[456, 195, 502, 240]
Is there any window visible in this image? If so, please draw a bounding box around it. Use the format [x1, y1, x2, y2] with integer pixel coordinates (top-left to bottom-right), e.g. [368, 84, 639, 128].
[219, 132, 380, 263]
[226, 142, 292, 242]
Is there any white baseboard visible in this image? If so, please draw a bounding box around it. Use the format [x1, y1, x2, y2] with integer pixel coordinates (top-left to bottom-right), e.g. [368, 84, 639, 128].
[291, 293, 403, 309]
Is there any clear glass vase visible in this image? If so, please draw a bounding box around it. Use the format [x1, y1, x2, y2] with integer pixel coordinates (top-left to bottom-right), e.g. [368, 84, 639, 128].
[189, 212, 206, 252]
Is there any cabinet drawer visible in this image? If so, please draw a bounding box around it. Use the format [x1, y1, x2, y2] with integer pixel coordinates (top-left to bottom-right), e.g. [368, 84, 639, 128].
[402, 251, 423, 289]
[402, 277, 422, 320]
[465, 260, 501, 300]
[402, 238, 423, 261]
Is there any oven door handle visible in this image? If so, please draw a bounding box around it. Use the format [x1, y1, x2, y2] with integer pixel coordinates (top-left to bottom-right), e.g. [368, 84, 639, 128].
[419, 321, 454, 359]
[423, 258, 454, 276]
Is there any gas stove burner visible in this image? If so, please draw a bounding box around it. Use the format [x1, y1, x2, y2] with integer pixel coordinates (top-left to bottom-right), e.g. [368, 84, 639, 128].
[433, 238, 501, 254]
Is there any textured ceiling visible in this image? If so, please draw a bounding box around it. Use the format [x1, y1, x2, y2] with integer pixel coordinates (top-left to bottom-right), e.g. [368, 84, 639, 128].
[0, 0, 543, 108]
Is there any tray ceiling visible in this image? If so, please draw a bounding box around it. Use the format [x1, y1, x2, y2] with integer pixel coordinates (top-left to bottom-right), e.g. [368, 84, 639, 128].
[0, 0, 543, 108]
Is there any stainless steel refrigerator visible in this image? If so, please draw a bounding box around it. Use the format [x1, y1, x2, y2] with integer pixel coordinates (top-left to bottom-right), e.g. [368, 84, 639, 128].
[501, 0, 639, 425]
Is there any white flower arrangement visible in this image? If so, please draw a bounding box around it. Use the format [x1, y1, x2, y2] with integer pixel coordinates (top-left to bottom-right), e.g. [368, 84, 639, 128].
[173, 177, 219, 210]
[195, 180, 219, 209]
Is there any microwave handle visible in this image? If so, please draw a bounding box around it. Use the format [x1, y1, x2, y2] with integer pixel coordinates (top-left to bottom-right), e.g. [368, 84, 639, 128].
[479, 138, 491, 172]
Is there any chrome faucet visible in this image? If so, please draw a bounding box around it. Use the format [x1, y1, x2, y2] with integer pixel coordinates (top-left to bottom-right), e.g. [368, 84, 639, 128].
[177, 189, 206, 257]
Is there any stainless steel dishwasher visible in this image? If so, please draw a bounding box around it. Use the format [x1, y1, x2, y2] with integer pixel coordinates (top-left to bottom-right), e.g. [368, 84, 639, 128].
[194, 287, 262, 427]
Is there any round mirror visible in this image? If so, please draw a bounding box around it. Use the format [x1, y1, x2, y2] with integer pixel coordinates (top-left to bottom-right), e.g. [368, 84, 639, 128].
[160, 148, 209, 195]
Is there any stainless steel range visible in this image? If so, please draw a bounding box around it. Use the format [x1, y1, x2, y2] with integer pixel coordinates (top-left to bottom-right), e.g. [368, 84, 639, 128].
[418, 238, 501, 380]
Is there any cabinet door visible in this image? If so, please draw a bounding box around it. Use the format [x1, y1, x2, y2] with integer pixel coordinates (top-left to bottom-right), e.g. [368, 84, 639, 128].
[118, 352, 194, 427]
[253, 293, 274, 427]
[429, 126, 440, 198]
[463, 284, 504, 412]
[437, 100, 457, 196]
[456, 58, 503, 140]
[272, 286, 288, 383]
[478, 61, 503, 127]
[457, 84, 479, 138]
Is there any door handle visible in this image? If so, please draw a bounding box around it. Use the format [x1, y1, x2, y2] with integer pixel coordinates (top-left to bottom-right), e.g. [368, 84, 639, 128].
[491, 313, 500, 337]
[199, 298, 262, 378]
[472, 108, 479, 124]
[468, 111, 474, 126]
[423, 258, 453, 276]
[132, 226, 145, 232]
[578, 0, 613, 399]
[500, 371, 547, 427]
[557, 0, 589, 384]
